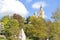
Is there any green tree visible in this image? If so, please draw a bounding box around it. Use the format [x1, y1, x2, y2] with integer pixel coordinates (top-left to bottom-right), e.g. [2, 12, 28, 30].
[7, 19, 20, 36]
[2, 16, 9, 25]
[7, 18, 20, 40]
[25, 16, 47, 40]
[52, 7, 60, 23]
[50, 6, 60, 40]
[1, 16, 20, 40]
[46, 20, 58, 40]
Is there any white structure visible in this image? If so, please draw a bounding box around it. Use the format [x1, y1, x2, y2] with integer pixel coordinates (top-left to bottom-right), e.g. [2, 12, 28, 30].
[0, 22, 4, 34]
[33, 5, 45, 19]
[38, 5, 45, 18]
[19, 28, 26, 40]
[47, 38, 49, 40]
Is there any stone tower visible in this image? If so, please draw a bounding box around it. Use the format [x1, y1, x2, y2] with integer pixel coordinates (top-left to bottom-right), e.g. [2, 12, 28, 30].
[38, 5, 45, 18]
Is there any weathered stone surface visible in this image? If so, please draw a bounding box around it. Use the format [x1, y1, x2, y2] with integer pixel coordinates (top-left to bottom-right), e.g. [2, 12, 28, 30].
[19, 28, 26, 40]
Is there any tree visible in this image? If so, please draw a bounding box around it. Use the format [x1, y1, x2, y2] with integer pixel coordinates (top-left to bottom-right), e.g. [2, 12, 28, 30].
[52, 7, 60, 23]
[46, 20, 58, 40]
[7, 19, 20, 36]
[1, 16, 20, 40]
[50, 6, 60, 40]
[7, 18, 20, 40]
[13, 13, 24, 29]
[25, 16, 47, 40]
[2, 16, 9, 24]
[1, 16, 10, 35]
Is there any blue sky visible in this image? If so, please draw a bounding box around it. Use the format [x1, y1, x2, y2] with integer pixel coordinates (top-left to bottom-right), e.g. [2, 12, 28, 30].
[20, 0, 60, 20]
[0, 0, 60, 21]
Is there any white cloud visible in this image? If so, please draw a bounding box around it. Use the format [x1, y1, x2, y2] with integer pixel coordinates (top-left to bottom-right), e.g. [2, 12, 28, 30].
[0, 0, 29, 17]
[26, 0, 32, 3]
[32, 1, 48, 9]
